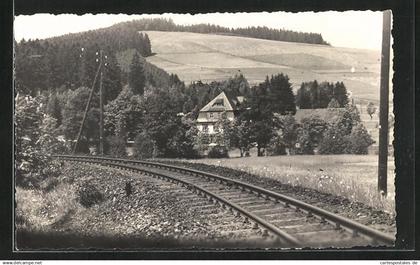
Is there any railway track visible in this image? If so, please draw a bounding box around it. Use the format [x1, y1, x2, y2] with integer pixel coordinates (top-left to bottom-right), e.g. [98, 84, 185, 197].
[54, 154, 395, 248]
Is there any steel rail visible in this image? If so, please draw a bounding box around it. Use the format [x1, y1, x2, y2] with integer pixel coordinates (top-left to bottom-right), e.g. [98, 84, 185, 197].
[56, 155, 301, 247]
[54, 155, 395, 245]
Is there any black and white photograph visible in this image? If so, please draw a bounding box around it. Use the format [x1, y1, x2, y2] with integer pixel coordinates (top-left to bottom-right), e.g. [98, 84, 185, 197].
[13, 10, 398, 250]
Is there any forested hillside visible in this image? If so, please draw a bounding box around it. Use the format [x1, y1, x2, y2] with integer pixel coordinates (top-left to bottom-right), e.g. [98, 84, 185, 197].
[113, 18, 329, 45]
[15, 29, 152, 95]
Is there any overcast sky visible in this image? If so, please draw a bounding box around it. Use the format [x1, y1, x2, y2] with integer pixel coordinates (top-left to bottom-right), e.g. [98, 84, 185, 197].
[14, 11, 386, 50]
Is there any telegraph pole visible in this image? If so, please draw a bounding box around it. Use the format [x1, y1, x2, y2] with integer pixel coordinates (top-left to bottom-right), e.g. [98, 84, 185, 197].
[72, 49, 102, 154]
[99, 50, 104, 156]
[378, 10, 391, 196]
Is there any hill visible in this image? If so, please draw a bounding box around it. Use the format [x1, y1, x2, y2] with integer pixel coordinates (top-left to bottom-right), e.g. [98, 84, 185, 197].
[144, 31, 382, 104]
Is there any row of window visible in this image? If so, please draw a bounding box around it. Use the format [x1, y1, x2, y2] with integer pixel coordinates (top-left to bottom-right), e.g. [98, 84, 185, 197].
[201, 124, 223, 133]
[207, 112, 219, 119]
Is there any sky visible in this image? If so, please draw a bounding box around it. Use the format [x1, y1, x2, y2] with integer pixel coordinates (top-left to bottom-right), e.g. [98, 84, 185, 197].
[14, 11, 386, 50]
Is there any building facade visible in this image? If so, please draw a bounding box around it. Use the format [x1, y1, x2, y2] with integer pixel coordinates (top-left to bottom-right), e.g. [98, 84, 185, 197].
[196, 92, 241, 136]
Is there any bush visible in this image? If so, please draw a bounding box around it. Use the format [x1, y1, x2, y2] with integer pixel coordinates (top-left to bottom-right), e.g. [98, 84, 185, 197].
[345, 123, 375, 154]
[134, 132, 154, 159]
[166, 121, 199, 158]
[318, 124, 349, 154]
[77, 182, 104, 208]
[327, 98, 341, 108]
[207, 146, 229, 158]
[266, 136, 286, 156]
[105, 136, 127, 157]
[295, 128, 314, 154]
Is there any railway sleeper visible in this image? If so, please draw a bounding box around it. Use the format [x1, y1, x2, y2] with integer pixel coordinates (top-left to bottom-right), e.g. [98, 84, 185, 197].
[280, 223, 337, 234]
[235, 200, 273, 207]
[243, 203, 282, 211]
[223, 195, 263, 202]
[250, 206, 293, 215]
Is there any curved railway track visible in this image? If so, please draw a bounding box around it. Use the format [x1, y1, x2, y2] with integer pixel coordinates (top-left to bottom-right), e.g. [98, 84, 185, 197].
[54, 155, 395, 248]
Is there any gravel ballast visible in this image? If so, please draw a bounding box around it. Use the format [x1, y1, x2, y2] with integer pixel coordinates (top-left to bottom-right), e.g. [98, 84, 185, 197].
[16, 162, 272, 249]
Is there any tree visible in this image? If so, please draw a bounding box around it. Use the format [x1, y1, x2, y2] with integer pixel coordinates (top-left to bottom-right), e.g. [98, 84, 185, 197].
[143, 33, 152, 56]
[142, 87, 183, 156]
[104, 86, 144, 139]
[128, 52, 146, 95]
[15, 95, 65, 187]
[46, 92, 62, 126]
[296, 81, 349, 109]
[102, 53, 123, 104]
[301, 115, 328, 149]
[38, 115, 70, 155]
[366, 102, 377, 119]
[319, 105, 370, 154]
[213, 112, 234, 149]
[167, 118, 199, 158]
[134, 132, 154, 159]
[345, 123, 374, 154]
[318, 123, 349, 154]
[327, 98, 341, 109]
[267, 74, 296, 114]
[230, 120, 254, 157]
[238, 83, 278, 156]
[309, 80, 319, 108]
[295, 127, 315, 154]
[61, 87, 100, 152]
[104, 136, 127, 157]
[296, 82, 311, 109]
[278, 114, 299, 152]
[334, 81, 349, 107]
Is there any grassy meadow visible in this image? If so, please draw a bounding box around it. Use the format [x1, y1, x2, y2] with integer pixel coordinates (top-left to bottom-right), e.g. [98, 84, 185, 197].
[181, 154, 395, 214]
[143, 31, 381, 104]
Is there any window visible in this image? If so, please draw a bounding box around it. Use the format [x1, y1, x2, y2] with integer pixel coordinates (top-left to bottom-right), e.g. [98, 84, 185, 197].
[212, 98, 224, 106]
[203, 125, 208, 132]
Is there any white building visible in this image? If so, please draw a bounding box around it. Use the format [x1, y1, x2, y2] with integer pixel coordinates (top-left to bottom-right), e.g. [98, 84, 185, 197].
[196, 91, 243, 135]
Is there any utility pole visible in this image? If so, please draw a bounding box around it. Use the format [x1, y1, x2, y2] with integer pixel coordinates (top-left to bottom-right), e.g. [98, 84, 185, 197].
[99, 50, 104, 156]
[72, 49, 102, 154]
[378, 10, 391, 196]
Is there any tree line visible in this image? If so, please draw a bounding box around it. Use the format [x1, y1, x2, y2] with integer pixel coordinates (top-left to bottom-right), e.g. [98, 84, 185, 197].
[15, 30, 152, 96]
[15, 64, 373, 190]
[112, 18, 330, 45]
[296, 81, 349, 109]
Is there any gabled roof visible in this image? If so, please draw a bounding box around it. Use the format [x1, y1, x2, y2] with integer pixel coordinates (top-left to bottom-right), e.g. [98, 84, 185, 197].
[199, 91, 235, 112]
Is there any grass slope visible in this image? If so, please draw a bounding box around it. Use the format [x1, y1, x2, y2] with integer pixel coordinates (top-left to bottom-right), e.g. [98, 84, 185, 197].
[144, 31, 382, 104]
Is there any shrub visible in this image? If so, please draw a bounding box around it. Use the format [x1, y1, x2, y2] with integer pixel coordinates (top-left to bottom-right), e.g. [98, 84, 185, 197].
[295, 128, 314, 154]
[345, 123, 375, 154]
[166, 120, 199, 158]
[105, 136, 127, 157]
[77, 182, 104, 208]
[366, 102, 376, 119]
[318, 124, 349, 154]
[207, 146, 229, 158]
[134, 132, 154, 159]
[327, 98, 341, 108]
[266, 135, 286, 156]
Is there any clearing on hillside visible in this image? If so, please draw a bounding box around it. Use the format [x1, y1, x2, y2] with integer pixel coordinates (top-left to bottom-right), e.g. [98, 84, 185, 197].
[143, 31, 382, 104]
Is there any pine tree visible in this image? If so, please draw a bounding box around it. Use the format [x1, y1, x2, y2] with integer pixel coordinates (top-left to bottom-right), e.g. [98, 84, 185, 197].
[327, 98, 341, 108]
[268, 74, 296, 114]
[334, 81, 349, 107]
[309, 80, 319, 108]
[102, 53, 122, 103]
[128, 52, 146, 95]
[296, 82, 311, 109]
[46, 93, 62, 126]
[143, 33, 152, 56]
